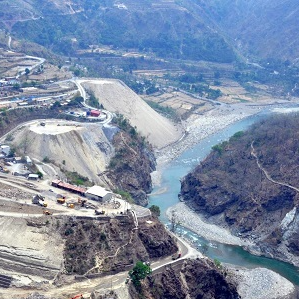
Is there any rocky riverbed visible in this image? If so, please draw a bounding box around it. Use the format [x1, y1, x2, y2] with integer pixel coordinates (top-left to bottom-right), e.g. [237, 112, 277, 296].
[151, 103, 257, 185]
[152, 102, 299, 299]
[166, 202, 246, 246]
[229, 266, 297, 299]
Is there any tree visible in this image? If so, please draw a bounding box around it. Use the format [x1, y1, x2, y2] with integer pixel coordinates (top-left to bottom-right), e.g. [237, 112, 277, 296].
[36, 171, 43, 179]
[129, 261, 152, 288]
[25, 68, 30, 75]
[213, 258, 222, 269]
[149, 205, 160, 217]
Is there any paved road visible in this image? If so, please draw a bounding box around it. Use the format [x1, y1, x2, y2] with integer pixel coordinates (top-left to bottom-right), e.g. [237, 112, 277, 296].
[72, 78, 113, 124]
[0, 226, 201, 298]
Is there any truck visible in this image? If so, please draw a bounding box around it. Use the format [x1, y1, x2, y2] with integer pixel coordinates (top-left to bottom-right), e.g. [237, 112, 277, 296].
[32, 194, 47, 207]
[57, 198, 66, 204]
[43, 210, 52, 215]
[171, 251, 181, 260]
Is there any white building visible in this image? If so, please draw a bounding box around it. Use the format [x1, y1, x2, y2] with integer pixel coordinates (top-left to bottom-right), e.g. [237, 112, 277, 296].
[28, 174, 39, 180]
[1, 145, 10, 156]
[85, 186, 113, 202]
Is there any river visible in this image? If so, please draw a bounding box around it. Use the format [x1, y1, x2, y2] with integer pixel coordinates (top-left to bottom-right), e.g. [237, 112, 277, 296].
[149, 112, 299, 285]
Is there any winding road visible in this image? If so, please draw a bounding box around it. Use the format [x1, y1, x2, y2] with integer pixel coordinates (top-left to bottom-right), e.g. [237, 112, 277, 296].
[251, 141, 299, 192]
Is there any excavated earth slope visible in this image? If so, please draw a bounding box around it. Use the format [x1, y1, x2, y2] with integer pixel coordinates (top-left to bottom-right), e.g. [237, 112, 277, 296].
[12, 121, 113, 183]
[82, 79, 183, 149]
[0, 216, 63, 279]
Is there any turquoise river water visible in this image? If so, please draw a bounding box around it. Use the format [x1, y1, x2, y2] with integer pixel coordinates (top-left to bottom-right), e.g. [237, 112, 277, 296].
[149, 112, 299, 285]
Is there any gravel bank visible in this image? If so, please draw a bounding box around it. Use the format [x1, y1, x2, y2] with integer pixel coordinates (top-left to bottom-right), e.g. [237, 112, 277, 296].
[228, 266, 296, 299]
[166, 202, 246, 246]
[151, 104, 258, 185]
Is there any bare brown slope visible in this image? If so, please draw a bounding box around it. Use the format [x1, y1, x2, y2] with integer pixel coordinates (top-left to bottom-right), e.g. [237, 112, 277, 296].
[82, 79, 183, 149]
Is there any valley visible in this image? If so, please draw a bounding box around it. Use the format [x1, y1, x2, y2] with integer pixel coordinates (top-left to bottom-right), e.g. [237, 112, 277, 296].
[0, 1, 299, 298]
[0, 40, 298, 298]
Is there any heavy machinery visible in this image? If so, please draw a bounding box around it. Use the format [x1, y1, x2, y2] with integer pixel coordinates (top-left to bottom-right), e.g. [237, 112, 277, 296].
[32, 194, 47, 207]
[95, 209, 105, 215]
[43, 210, 52, 215]
[57, 198, 66, 204]
[78, 198, 87, 207]
[172, 251, 182, 260]
[67, 203, 75, 208]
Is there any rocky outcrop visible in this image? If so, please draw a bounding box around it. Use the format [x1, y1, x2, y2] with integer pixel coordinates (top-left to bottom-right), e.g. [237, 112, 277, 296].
[129, 258, 240, 299]
[58, 215, 177, 276]
[180, 114, 299, 265]
[106, 116, 156, 206]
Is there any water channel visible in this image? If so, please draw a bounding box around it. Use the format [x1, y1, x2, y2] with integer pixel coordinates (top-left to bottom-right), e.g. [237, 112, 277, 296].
[149, 112, 299, 285]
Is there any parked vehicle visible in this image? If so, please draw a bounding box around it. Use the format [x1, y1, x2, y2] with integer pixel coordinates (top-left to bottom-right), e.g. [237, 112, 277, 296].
[172, 252, 181, 260]
[43, 210, 52, 215]
[57, 198, 66, 204]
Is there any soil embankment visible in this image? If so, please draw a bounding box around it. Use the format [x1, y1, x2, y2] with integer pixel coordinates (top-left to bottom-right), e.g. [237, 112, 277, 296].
[82, 79, 183, 149]
[12, 121, 112, 183]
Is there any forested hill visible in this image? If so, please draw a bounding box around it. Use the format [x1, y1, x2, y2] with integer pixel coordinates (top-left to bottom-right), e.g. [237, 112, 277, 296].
[3, 0, 299, 63]
[6, 0, 237, 62]
[180, 113, 299, 265]
[198, 0, 299, 61]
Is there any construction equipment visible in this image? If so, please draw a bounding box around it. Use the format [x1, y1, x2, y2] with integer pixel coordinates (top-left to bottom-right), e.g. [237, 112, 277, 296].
[57, 198, 66, 204]
[95, 209, 105, 215]
[32, 194, 47, 207]
[171, 251, 181, 260]
[67, 203, 75, 208]
[43, 210, 52, 215]
[78, 198, 87, 207]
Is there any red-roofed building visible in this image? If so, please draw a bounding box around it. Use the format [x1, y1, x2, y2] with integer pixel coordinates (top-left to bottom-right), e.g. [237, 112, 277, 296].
[90, 110, 100, 117]
[51, 180, 86, 195]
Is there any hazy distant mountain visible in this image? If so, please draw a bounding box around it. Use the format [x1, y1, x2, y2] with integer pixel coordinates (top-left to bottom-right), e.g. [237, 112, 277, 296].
[5, 0, 236, 63]
[2, 0, 299, 62]
[198, 0, 299, 61]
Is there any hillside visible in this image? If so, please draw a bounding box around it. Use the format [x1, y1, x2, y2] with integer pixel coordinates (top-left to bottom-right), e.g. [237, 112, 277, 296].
[57, 215, 177, 277]
[198, 0, 299, 61]
[4, 0, 299, 62]
[9, 117, 156, 204]
[82, 79, 183, 149]
[8, 0, 236, 62]
[180, 113, 299, 266]
[129, 258, 240, 299]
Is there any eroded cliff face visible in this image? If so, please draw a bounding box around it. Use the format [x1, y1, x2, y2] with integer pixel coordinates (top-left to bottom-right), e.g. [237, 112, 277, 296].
[129, 258, 240, 299]
[106, 117, 156, 206]
[180, 114, 299, 265]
